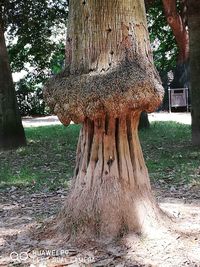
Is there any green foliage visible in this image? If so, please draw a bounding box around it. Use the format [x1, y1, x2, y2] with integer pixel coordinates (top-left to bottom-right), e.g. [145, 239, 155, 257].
[14, 42, 65, 116]
[146, 0, 178, 108]
[15, 76, 46, 116]
[1, 0, 66, 115]
[147, 0, 177, 74]
[3, 0, 67, 73]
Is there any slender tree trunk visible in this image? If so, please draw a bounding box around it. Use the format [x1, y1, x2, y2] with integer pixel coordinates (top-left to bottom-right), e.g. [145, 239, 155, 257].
[45, 0, 165, 239]
[188, 1, 200, 146]
[162, 0, 189, 64]
[139, 112, 150, 130]
[0, 20, 26, 149]
[162, 0, 189, 89]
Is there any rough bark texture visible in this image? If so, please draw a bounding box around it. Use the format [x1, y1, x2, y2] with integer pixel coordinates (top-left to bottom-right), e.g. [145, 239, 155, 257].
[0, 20, 26, 150]
[44, 0, 165, 239]
[188, 1, 200, 146]
[44, 0, 163, 124]
[57, 112, 162, 238]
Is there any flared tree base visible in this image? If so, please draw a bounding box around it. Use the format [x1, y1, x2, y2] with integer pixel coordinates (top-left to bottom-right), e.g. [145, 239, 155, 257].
[55, 111, 166, 240]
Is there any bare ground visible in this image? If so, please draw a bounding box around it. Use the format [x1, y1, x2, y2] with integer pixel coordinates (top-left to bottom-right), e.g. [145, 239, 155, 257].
[0, 185, 200, 267]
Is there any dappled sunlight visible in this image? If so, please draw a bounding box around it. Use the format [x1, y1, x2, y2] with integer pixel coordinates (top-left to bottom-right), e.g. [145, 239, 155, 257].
[123, 198, 200, 266]
[160, 199, 200, 233]
[124, 227, 200, 266]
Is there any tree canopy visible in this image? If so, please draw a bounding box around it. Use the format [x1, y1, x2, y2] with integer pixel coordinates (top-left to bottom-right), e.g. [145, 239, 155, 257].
[2, 0, 67, 73]
[1, 0, 67, 115]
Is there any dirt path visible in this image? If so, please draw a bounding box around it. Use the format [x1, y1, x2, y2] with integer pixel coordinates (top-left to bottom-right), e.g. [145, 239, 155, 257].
[148, 112, 191, 125]
[22, 112, 191, 127]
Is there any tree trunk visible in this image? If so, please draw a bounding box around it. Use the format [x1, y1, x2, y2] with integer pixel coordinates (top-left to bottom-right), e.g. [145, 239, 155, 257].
[139, 112, 150, 130]
[57, 112, 162, 238]
[162, 0, 189, 89]
[0, 20, 26, 149]
[188, 2, 200, 146]
[45, 0, 165, 240]
[162, 0, 189, 64]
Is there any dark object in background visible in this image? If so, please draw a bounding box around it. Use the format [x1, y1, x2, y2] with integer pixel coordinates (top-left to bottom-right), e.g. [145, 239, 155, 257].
[139, 112, 150, 130]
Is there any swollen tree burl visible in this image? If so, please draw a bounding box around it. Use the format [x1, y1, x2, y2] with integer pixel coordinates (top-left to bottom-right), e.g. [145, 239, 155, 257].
[44, 0, 164, 238]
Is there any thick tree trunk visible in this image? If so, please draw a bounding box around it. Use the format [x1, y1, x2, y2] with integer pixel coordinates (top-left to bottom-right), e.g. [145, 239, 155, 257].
[0, 21, 26, 149]
[45, 0, 165, 240]
[65, 0, 156, 75]
[188, 2, 200, 146]
[57, 112, 162, 238]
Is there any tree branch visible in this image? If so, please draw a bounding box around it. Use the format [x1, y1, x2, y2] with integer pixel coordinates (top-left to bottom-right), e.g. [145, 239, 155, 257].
[162, 0, 189, 63]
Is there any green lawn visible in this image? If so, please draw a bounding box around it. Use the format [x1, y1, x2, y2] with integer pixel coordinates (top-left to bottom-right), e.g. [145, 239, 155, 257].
[0, 121, 199, 192]
[140, 122, 200, 187]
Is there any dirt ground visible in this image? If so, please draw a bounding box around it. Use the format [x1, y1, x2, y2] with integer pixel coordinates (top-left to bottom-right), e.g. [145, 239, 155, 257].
[0, 183, 200, 266]
[1, 113, 200, 267]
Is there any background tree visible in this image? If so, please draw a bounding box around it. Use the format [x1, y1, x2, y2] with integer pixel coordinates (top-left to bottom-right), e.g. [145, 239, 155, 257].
[45, 0, 165, 239]
[4, 0, 67, 116]
[146, 0, 189, 89]
[188, 1, 200, 146]
[140, 0, 178, 128]
[0, 4, 26, 149]
[162, 0, 189, 89]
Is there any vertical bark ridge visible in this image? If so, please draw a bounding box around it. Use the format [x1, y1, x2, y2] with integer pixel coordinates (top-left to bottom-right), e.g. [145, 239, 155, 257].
[45, 0, 166, 241]
[66, 0, 152, 74]
[57, 111, 163, 238]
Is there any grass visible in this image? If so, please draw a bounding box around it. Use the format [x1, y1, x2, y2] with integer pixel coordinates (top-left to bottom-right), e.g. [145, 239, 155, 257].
[0, 121, 200, 192]
[0, 124, 80, 192]
[140, 122, 200, 188]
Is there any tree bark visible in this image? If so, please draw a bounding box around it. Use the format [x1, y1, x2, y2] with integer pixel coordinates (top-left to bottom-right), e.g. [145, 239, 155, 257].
[0, 19, 26, 149]
[46, 0, 165, 240]
[57, 112, 162, 238]
[162, 0, 189, 64]
[162, 0, 189, 89]
[188, 1, 200, 146]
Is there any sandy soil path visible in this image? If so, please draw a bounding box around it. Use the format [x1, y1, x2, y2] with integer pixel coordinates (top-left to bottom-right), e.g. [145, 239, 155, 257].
[22, 112, 191, 127]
